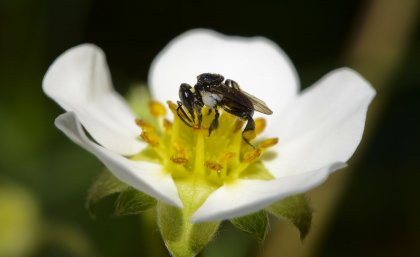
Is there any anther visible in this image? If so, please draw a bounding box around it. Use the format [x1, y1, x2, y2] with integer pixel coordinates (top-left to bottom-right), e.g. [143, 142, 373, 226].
[135, 119, 155, 132]
[259, 138, 279, 149]
[242, 148, 261, 163]
[170, 156, 188, 165]
[254, 118, 266, 135]
[163, 119, 172, 131]
[140, 131, 160, 147]
[166, 101, 178, 114]
[172, 141, 185, 152]
[219, 152, 235, 163]
[243, 130, 256, 141]
[206, 161, 223, 173]
[149, 101, 167, 117]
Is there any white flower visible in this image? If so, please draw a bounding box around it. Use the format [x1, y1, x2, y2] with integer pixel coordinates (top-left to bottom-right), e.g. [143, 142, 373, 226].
[43, 29, 375, 223]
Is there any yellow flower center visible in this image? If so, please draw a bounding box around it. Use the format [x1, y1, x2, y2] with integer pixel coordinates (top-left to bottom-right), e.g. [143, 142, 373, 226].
[133, 100, 278, 188]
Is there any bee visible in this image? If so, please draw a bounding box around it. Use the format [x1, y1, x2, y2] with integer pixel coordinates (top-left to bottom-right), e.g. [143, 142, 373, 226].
[177, 73, 273, 145]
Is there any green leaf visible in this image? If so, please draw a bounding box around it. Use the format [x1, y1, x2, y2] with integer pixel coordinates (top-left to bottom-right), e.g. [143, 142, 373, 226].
[230, 210, 269, 241]
[266, 194, 313, 240]
[157, 202, 220, 257]
[114, 188, 157, 216]
[86, 171, 129, 216]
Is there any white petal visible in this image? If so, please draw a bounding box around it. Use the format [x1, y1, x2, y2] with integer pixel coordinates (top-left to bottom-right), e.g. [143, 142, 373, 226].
[149, 29, 299, 118]
[191, 163, 345, 223]
[265, 68, 376, 177]
[55, 112, 182, 207]
[43, 44, 144, 156]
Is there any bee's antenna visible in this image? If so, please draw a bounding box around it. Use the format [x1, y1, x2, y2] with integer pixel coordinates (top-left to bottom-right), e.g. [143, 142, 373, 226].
[242, 136, 256, 149]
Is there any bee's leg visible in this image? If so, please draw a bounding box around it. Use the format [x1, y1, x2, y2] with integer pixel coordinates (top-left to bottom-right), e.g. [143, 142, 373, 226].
[225, 79, 240, 90]
[194, 104, 203, 128]
[242, 116, 256, 148]
[188, 109, 195, 124]
[207, 108, 212, 115]
[179, 83, 196, 122]
[208, 109, 220, 136]
[177, 103, 194, 128]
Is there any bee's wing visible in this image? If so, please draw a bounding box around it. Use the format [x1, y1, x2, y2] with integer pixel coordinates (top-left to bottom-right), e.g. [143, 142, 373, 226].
[239, 90, 273, 115]
[209, 84, 273, 114]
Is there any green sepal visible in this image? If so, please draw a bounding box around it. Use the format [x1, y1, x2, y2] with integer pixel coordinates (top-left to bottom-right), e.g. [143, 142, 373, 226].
[86, 171, 129, 217]
[114, 188, 157, 216]
[266, 194, 313, 240]
[157, 202, 220, 257]
[230, 210, 269, 241]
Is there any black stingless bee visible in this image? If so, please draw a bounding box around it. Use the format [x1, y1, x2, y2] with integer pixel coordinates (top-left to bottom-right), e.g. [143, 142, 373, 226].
[176, 73, 273, 145]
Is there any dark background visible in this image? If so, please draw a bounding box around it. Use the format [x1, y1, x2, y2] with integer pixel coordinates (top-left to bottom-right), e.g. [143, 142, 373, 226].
[1, 0, 419, 257]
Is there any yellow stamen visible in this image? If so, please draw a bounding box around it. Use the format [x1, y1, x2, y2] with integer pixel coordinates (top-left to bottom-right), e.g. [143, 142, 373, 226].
[259, 138, 279, 149]
[166, 101, 178, 114]
[135, 119, 155, 132]
[133, 100, 277, 185]
[149, 100, 166, 117]
[243, 130, 256, 140]
[243, 148, 261, 163]
[218, 152, 235, 163]
[140, 131, 160, 147]
[194, 130, 205, 175]
[254, 118, 266, 134]
[232, 119, 244, 133]
[172, 141, 187, 156]
[163, 119, 173, 131]
[170, 156, 188, 165]
[206, 161, 223, 173]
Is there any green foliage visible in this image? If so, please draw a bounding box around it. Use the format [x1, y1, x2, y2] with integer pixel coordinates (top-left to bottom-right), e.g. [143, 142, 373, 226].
[230, 210, 269, 241]
[114, 188, 157, 216]
[266, 194, 313, 240]
[157, 202, 220, 257]
[85, 171, 129, 216]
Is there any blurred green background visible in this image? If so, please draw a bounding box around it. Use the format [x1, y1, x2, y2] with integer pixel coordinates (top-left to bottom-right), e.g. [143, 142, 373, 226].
[1, 0, 419, 257]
